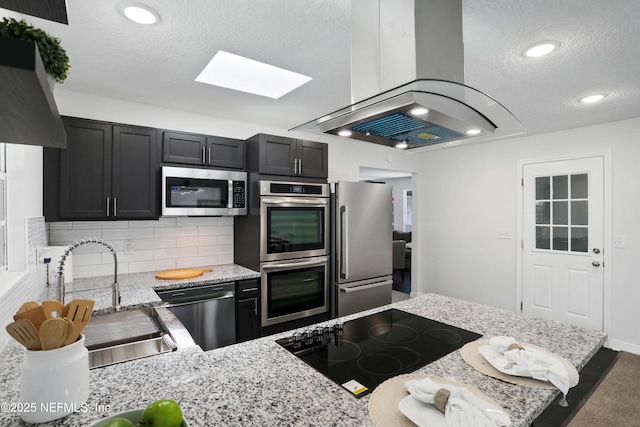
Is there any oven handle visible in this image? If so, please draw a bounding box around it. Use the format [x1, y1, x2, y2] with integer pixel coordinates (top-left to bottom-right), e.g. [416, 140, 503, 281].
[262, 257, 328, 270]
[261, 198, 328, 205]
[339, 279, 393, 293]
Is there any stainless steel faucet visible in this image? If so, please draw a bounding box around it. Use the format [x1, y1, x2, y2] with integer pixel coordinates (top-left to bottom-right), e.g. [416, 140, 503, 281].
[56, 238, 121, 311]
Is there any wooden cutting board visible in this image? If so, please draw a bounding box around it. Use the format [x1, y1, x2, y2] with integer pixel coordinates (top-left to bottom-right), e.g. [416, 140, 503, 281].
[155, 268, 213, 280]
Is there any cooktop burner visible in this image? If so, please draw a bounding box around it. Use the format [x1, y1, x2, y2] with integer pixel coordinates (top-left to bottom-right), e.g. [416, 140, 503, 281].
[276, 309, 482, 397]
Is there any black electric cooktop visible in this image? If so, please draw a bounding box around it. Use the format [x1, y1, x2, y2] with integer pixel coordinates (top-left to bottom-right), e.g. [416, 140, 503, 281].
[276, 309, 482, 398]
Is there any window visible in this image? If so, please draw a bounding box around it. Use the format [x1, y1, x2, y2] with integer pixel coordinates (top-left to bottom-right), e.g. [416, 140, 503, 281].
[535, 173, 588, 252]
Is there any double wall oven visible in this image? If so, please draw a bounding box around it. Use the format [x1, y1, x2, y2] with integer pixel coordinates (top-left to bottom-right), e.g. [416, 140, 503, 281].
[259, 181, 330, 327]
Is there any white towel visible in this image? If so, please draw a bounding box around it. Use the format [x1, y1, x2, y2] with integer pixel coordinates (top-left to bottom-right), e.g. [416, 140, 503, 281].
[405, 377, 510, 427]
[485, 336, 571, 395]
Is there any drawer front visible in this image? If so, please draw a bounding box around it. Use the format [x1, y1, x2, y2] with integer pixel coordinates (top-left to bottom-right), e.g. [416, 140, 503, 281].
[237, 279, 259, 298]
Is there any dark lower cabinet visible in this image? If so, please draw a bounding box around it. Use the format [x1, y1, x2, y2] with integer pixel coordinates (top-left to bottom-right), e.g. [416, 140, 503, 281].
[236, 279, 260, 343]
[45, 117, 160, 221]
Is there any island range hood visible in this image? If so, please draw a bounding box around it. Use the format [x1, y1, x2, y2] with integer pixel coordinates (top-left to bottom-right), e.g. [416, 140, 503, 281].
[293, 0, 524, 150]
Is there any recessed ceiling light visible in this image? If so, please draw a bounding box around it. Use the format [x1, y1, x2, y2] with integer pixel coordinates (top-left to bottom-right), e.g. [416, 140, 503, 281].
[579, 94, 607, 104]
[118, 2, 159, 25]
[465, 129, 482, 135]
[523, 41, 559, 58]
[410, 107, 429, 116]
[338, 130, 352, 137]
[395, 141, 408, 149]
[195, 50, 312, 99]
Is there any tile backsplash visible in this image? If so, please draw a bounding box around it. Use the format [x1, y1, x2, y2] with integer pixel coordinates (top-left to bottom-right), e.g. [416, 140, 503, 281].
[46, 217, 235, 279]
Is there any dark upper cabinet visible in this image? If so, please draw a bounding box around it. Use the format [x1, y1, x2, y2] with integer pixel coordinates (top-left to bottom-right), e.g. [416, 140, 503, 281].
[161, 131, 206, 165]
[59, 119, 112, 219]
[112, 126, 159, 218]
[162, 131, 245, 169]
[246, 134, 328, 179]
[47, 117, 160, 221]
[297, 139, 329, 179]
[207, 136, 245, 169]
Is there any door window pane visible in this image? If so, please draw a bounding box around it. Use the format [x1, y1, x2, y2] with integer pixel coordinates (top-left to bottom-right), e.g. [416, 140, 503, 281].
[553, 227, 569, 251]
[536, 177, 550, 200]
[571, 201, 588, 225]
[536, 226, 551, 249]
[553, 201, 568, 225]
[571, 174, 588, 198]
[553, 175, 568, 199]
[536, 202, 550, 224]
[571, 227, 588, 252]
[533, 172, 588, 253]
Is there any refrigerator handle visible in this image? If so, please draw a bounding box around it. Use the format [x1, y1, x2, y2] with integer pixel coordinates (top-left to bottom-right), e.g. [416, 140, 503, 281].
[340, 205, 348, 279]
[339, 279, 393, 293]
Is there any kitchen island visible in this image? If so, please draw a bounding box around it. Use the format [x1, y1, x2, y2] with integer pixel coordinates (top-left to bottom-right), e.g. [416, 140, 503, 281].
[0, 293, 606, 426]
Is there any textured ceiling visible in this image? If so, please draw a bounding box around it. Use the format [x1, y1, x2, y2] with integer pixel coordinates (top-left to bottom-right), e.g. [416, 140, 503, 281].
[2, 0, 639, 142]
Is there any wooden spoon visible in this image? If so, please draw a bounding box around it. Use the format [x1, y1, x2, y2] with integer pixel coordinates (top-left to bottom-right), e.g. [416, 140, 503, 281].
[6, 319, 41, 350]
[39, 318, 69, 350]
[41, 300, 64, 319]
[63, 299, 95, 346]
[13, 305, 47, 331]
[61, 317, 74, 343]
[16, 301, 40, 314]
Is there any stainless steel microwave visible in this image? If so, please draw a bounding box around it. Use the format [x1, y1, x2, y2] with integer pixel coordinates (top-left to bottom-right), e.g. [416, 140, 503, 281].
[161, 166, 247, 216]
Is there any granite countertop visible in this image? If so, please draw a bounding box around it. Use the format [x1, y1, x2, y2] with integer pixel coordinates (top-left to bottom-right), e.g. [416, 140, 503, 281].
[0, 293, 606, 427]
[41, 263, 261, 315]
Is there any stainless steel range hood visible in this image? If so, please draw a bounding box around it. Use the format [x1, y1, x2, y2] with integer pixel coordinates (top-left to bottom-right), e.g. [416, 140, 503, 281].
[293, 0, 524, 150]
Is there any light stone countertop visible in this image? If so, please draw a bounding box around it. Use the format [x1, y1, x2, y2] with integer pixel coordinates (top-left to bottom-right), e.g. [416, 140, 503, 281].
[0, 293, 606, 427]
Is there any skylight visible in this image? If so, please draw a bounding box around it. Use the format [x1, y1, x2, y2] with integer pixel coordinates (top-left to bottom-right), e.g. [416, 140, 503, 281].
[195, 51, 312, 99]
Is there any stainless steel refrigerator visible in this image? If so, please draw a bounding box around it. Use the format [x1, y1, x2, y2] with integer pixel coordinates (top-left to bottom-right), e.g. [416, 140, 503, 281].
[330, 181, 393, 317]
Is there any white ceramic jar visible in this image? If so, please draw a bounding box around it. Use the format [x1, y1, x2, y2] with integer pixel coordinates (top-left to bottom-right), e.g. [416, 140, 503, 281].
[20, 335, 89, 423]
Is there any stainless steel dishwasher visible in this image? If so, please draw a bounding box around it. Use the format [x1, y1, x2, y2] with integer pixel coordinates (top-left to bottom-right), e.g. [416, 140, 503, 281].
[157, 282, 235, 351]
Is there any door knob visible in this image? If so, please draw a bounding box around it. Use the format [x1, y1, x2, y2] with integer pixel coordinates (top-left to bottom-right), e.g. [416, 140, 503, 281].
[592, 248, 601, 254]
[592, 261, 601, 267]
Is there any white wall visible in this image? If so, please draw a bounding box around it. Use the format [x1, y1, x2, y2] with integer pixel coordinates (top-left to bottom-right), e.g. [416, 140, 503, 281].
[383, 177, 413, 232]
[0, 142, 48, 353]
[414, 117, 640, 354]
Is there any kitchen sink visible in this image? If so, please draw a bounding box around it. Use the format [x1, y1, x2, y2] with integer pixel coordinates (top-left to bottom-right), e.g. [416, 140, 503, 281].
[83, 306, 192, 369]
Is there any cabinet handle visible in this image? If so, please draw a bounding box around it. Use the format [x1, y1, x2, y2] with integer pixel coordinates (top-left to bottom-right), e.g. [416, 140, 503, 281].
[113, 197, 117, 217]
[253, 298, 258, 316]
[201, 147, 206, 164]
[298, 158, 302, 174]
[106, 197, 110, 217]
[208, 147, 211, 164]
[242, 288, 258, 293]
[293, 158, 298, 174]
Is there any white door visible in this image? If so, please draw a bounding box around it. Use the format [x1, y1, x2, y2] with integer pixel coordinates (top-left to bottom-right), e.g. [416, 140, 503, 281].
[522, 157, 604, 330]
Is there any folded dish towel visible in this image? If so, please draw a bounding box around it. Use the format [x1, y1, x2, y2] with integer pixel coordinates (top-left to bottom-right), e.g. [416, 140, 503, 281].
[483, 336, 571, 396]
[405, 377, 510, 427]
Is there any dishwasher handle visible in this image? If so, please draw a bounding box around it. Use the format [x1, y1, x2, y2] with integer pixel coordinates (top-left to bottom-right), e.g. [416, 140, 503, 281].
[156, 282, 235, 303]
[163, 291, 234, 308]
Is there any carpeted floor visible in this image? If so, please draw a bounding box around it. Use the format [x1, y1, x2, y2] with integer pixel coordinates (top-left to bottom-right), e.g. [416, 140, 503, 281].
[566, 351, 640, 426]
